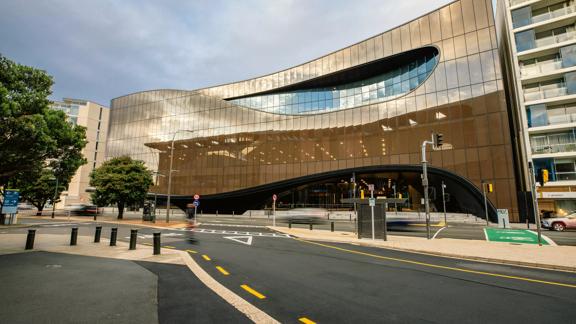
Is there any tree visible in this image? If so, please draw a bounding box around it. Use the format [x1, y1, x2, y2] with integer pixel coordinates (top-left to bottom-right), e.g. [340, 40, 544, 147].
[15, 168, 65, 215]
[0, 53, 55, 186]
[0, 54, 87, 214]
[89, 156, 153, 219]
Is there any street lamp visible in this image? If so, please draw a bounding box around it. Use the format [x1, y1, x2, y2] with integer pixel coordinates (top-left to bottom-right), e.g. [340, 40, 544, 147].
[166, 130, 195, 223]
[49, 176, 59, 218]
[151, 171, 165, 223]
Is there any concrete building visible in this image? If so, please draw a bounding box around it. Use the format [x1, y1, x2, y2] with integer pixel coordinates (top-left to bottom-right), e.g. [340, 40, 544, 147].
[51, 98, 109, 206]
[498, 0, 576, 218]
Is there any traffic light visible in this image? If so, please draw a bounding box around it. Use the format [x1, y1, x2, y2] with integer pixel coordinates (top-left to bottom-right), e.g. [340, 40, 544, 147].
[538, 169, 549, 185]
[433, 133, 444, 148]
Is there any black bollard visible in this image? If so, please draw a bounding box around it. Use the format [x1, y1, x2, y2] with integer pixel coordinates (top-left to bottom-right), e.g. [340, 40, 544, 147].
[94, 226, 102, 243]
[288, 220, 292, 228]
[25, 229, 36, 250]
[70, 227, 78, 246]
[153, 232, 161, 255]
[110, 228, 118, 246]
[129, 229, 137, 250]
[309, 223, 313, 230]
[331, 221, 335, 232]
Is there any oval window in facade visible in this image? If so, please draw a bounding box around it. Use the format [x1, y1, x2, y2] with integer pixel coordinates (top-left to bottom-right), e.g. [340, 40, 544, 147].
[228, 46, 439, 115]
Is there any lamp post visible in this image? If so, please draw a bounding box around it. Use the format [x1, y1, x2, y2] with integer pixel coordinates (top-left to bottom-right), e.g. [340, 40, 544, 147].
[166, 130, 195, 223]
[151, 171, 164, 224]
[50, 177, 59, 219]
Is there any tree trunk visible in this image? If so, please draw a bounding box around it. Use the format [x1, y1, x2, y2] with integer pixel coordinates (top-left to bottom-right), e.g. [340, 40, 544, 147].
[117, 202, 124, 219]
[36, 205, 44, 216]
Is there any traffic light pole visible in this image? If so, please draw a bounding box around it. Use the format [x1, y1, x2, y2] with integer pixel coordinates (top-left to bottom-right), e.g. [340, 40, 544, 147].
[421, 137, 433, 240]
[528, 162, 543, 246]
[482, 181, 489, 226]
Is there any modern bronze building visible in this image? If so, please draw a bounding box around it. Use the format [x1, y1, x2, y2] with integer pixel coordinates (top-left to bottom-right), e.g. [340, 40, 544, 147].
[107, 0, 520, 221]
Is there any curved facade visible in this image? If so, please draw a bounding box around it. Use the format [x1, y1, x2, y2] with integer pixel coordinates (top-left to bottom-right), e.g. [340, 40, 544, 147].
[107, 0, 519, 221]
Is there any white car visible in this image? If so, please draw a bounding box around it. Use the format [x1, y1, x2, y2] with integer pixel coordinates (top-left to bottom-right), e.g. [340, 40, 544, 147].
[541, 214, 576, 231]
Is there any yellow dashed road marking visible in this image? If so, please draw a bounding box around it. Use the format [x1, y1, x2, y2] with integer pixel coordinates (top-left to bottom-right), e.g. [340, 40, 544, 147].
[186, 249, 197, 254]
[241, 284, 266, 299]
[299, 317, 316, 324]
[163, 246, 175, 249]
[216, 266, 230, 275]
[202, 254, 211, 261]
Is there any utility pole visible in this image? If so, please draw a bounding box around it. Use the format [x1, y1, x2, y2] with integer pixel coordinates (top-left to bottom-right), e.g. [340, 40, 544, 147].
[166, 130, 194, 223]
[441, 181, 447, 226]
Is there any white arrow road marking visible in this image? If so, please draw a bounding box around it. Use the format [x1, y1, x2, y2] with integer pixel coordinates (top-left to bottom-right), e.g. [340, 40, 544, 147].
[224, 236, 253, 245]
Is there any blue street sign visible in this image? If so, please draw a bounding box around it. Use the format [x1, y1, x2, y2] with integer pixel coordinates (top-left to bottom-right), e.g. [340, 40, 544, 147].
[193, 200, 200, 207]
[2, 190, 20, 214]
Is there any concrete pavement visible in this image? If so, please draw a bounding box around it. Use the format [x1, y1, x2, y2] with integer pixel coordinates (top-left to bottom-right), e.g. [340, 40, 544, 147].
[0, 232, 276, 323]
[270, 227, 576, 272]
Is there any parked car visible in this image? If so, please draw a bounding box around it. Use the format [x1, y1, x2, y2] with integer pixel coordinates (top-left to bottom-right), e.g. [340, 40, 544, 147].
[17, 202, 35, 210]
[541, 213, 576, 231]
[66, 204, 99, 216]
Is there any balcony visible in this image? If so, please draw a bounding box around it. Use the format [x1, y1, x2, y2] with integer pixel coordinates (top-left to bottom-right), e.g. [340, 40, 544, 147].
[556, 171, 576, 180]
[524, 86, 568, 101]
[549, 112, 576, 125]
[532, 142, 576, 154]
[521, 59, 563, 76]
[531, 5, 576, 26]
[510, 0, 533, 7]
[534, 30, 576, 48]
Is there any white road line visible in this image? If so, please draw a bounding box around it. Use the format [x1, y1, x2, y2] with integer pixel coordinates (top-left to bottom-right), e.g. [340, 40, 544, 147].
[527, 230, 557, 246]
[187, 228, 291, 238]
[201, 223, 267, 228]
[431, 226, 447, 240]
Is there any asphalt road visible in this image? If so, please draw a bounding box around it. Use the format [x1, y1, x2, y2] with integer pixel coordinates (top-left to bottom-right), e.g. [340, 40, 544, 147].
[4, 218, 576, 323]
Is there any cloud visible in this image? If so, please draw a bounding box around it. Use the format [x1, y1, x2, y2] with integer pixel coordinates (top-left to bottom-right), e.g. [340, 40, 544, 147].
[0, 0, 452, 105]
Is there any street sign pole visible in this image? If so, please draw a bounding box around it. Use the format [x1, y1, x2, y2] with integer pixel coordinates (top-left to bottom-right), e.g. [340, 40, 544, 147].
[441, 181, 447, 226]
[272, 194, 277, 227]
[482, 181, 489, 227]
[369, 184, 375, 240]
[393, 184, 397, 217]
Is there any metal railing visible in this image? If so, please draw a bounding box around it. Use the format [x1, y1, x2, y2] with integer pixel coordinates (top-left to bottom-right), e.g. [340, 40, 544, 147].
[534, 30, 576, 48]
[548, 112, 576, 125]
[555, 171, 576, 180]
[521, 59, 562, 76]
[532, 5, 576, 25]
[510, 0, 533, 7]
[524, 86, 568, 102]
[532, 142, 576, 154]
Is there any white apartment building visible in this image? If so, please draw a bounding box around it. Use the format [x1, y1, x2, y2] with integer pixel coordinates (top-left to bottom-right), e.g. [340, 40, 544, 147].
[51, 98, 109, 206]
[499, 0, 576, 217]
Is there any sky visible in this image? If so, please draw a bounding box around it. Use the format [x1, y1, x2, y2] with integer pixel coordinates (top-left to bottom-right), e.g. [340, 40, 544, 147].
[0, 0, 456, 106]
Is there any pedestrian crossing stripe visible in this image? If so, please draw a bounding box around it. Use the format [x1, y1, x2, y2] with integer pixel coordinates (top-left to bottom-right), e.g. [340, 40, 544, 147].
[181, 227, 291, 238]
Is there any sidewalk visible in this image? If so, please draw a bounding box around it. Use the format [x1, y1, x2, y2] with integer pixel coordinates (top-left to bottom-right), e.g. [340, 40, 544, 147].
[0, 232, 277, 323]
[15, 214, 190, 229]
[270, 227, 576, 272]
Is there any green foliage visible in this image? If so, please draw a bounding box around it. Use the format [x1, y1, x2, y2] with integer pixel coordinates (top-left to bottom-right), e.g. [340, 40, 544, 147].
[15, 168, 66, 215]
[0, 54, 87, 212]
[90, 156, 153, 219]
[0, 53, 55, 183]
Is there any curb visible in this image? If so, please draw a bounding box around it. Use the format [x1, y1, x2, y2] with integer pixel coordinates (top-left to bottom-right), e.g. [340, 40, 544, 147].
[269, 228, 576, 273]
[176, 250, 279, 323]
